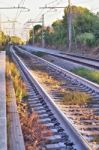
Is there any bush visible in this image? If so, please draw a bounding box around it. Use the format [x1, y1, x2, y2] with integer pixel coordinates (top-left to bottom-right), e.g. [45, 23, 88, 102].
[76, 32, 95, 46]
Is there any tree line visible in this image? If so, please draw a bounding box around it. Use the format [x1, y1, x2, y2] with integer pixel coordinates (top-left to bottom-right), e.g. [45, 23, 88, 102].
[28, 6, 99, 51]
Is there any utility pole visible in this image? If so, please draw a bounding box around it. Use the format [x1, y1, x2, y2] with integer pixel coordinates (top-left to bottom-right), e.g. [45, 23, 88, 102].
[23, 27, 31, 43]
[1, 20, 17, 36]
[25, 19, 44, 47]
[32, 25, 34, 45]
[0, 14, 1, 31]
[40, 2, 72, 51]
[24, 25, 34, 45]
[68, 0, 72, 51]
[12, 20, 16, 35]
[0, 6, 30, 36]
[42, 14, 45, 48]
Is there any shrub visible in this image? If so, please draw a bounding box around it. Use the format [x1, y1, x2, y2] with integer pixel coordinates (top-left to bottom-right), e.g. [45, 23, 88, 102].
[76, 32, 95, 46]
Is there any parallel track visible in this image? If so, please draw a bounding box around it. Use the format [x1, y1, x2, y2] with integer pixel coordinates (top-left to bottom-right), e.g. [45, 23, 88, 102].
[67, 53, 99, 62]
[20, 45, 99, 70]
[49, 53, 99, 70]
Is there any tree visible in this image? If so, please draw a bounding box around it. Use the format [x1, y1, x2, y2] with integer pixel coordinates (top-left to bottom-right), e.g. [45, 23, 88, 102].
[34, 25, 42, 34]
[0, 31, 6, 45]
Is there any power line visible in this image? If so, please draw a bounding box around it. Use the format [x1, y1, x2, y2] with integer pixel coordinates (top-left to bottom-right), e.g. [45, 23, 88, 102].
[47, 0, 57, 5]
[25, 14, 45, 47]
[40, 7, 66, 9]
[0, 6, 29, 10]
[19, 0, 25, 6]
[15, 0, 28, 20]
[40, 0, 72, 51]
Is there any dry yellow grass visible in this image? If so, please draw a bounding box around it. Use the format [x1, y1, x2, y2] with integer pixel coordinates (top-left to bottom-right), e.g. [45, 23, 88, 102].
[32, 70, 61, 90]
[6, 57, 27, 102]
[62, 91, 91, 105]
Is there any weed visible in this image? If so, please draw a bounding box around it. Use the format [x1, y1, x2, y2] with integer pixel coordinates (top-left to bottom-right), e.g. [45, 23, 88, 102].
[62, 91, 91, 105]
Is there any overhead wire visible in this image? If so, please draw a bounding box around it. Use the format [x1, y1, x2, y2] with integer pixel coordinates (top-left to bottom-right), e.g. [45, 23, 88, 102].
[23, 0, 66, 26]
[15, 0, 26, 20]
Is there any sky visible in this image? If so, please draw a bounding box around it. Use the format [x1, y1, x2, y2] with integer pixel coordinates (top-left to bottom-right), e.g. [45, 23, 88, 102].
[0, 0, 98, 40]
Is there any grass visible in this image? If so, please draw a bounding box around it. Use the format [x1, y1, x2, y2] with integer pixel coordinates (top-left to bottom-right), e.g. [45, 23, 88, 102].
[32, 70, 61, 90]
[62, 91, 91, 105]
[72, 67, 99, 84]
[6, 57, 27, 102]
[21, 111, 52, 150]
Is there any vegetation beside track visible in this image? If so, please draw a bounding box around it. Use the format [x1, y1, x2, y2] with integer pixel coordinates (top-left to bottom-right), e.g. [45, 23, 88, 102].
[6, 57, 27, 101]
[72, 67, 99, 84]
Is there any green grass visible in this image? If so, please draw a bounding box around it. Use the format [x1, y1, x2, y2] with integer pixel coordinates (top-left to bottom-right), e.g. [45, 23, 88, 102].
[62, 91, 91, 105]
[32, 51, 46, 57]
[72, 67, 99, 84]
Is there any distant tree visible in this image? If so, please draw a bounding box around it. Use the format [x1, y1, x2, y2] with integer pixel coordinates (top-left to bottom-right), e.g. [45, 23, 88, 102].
[0, 31, 6, 45]
[10, 36, 24, 45]
[34, 24, 42, 34]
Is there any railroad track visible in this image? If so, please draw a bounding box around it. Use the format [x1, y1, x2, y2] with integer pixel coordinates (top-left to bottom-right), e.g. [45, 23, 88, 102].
[11, 46, 99, 149]
[20, 45, 99, 70]
[10, 46, 92, 150]
[16, 46, 99, 93]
